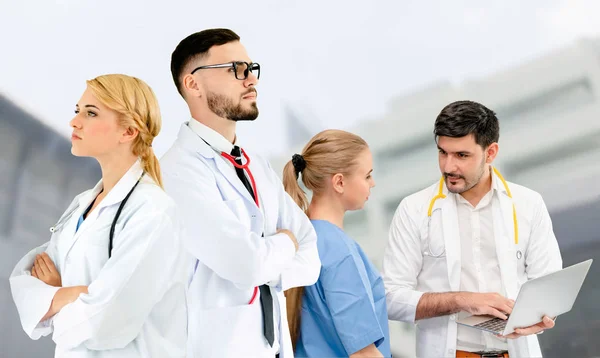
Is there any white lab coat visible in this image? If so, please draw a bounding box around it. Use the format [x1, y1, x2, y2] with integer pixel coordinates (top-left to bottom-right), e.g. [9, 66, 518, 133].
[160, 123, 321, 358]
[383, 169, 562, 358]
[9, 160, 190, 358]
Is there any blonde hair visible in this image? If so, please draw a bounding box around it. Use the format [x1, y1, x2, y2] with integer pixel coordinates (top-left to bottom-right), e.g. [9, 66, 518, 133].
[282, 129, 369, 348]
[86, 74, 163, 188]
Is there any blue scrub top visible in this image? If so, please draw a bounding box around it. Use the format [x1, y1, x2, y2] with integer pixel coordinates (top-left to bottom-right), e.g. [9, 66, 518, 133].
[295, 220, 391, 358]
[76, 214, 84, 232]
[76, 198, 96, 232]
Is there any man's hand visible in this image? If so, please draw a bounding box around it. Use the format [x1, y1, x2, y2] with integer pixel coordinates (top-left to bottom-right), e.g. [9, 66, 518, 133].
[31, 253, 62, 287]
[277, 229, 299, 252]
[456, 292, 514, 320]
[500, 315, 555, 339]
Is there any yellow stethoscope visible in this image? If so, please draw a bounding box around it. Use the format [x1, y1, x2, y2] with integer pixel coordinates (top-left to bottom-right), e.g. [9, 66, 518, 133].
[425, 167, 521, 259]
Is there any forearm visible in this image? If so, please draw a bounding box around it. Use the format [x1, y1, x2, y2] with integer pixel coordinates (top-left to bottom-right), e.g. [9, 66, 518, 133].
[350, 344, 384, 358]
[415, 292, 463, 320]
[276, 241, 320, 290]
[41, 286, 88, 321]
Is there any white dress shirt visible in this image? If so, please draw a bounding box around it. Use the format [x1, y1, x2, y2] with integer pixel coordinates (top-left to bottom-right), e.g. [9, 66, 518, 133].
[456, 173, 509, 352]
[188, 117, 235, 154]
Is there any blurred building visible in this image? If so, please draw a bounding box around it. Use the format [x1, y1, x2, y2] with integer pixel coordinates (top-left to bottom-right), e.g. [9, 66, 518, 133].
[0, 93, 99, 357]
[272, 38, 600, 357]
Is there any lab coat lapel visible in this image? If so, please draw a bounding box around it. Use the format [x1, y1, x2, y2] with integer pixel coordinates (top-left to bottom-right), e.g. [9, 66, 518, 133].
[64, 161, 144, 259]
[441, 188, 461, 292]
[212, 153, 257, 206]
[493, 189, 520, 299]
[177, 122, 257, 206]
[57, 183, 102, 262]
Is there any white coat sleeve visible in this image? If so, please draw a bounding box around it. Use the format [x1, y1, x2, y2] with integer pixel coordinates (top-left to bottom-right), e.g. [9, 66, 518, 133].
[524, 193, 563, 279]
[382, 199, 425, 323]
[51, 205, 186, 350]
[9, 241, 61, 339]
[266, 164, 320, 291]
[162, 160, 297, 290]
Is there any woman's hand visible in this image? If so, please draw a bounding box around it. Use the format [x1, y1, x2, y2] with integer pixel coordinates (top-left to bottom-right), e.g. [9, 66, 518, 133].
[31, 252, 62, 287]
[40, 286, 89, 322]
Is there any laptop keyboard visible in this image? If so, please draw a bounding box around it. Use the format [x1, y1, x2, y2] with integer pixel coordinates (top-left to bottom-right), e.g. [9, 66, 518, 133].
[473, 316, 509, 334]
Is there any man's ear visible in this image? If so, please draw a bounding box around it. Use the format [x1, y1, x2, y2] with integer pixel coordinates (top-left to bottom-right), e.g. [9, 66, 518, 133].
[486, 143, 499, 164]
[182, 73, 203, 98]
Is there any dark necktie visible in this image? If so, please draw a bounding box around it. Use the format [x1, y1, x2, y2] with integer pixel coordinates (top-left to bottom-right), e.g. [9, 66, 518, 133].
[230, 145, 275, 347]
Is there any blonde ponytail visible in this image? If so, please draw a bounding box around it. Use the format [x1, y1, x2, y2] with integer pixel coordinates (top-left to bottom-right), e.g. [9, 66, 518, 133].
[282, 160, 309, 212]
[286, 286, 305, 350]
[283, 129, 369, 349]
[141, 147, 163, 188]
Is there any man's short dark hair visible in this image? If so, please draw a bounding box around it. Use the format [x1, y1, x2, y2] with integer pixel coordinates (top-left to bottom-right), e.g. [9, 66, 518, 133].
[434, 100, 500, 148]
[170, 28, 240, 96]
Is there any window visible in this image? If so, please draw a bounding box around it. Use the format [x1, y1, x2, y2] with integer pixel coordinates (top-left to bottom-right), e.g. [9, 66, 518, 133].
[496, 78, 594, 123]
[0, 121, 23, 235]
[374, 134, 433, 175]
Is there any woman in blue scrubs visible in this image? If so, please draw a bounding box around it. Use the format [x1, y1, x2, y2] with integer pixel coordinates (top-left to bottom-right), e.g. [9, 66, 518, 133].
[282, 129, 391, 358]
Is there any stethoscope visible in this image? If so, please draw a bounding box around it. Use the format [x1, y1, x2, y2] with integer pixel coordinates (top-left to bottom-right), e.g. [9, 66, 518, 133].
[425, 167, 521, 260]
[49, 173, 144, 258]
[196, 135, 263, 305]
[221, 148, 262, 305]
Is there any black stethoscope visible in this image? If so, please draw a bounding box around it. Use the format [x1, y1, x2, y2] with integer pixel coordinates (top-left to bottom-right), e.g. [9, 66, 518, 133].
[49, 173, 144, 258]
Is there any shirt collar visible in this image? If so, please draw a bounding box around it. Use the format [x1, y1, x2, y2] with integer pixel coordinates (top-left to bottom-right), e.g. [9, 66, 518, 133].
[188, 117, 236, 154]
[490, 166, 509, 195]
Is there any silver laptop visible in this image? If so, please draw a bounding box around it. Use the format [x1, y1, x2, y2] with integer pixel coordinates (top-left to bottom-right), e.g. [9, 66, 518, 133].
[456, 259, 593, 336]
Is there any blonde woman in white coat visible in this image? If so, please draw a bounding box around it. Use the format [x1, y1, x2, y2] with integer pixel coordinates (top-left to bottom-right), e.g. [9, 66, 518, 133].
[10, 74, 190, 357]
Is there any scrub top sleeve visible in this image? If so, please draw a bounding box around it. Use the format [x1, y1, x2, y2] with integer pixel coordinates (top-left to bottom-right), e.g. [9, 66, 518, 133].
[321, 255, 385, 356]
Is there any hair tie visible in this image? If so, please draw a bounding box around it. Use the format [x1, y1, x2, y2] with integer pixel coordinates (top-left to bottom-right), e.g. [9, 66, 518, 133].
[292, 154, 306, 178]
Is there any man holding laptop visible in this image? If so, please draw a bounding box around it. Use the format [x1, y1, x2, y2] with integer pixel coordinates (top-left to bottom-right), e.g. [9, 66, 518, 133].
[383, 100, 562, 358]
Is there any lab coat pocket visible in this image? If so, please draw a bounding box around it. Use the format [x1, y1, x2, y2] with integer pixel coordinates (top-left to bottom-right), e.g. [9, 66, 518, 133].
[192, 302, 268, 357]
[224, 199, 253, 230]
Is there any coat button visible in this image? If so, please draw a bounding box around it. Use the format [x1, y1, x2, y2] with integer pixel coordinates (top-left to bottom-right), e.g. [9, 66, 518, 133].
[450, 314, 456, 320]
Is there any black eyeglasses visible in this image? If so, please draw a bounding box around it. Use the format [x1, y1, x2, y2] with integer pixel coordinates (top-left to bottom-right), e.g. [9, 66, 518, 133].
[191, 61, 260, 80]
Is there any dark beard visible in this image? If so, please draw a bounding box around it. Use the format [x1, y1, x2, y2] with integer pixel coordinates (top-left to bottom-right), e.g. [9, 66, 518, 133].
[445, 157, 488, 194]
[206, 91, 259, 122]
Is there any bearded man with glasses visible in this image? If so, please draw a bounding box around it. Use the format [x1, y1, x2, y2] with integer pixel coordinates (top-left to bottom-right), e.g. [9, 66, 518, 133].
[161, 28, 321, 358]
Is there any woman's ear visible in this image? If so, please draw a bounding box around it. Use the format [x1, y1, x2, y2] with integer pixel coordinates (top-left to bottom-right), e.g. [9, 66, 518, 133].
[331, 173, 344, 194]
[121, 126, 139, 144]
